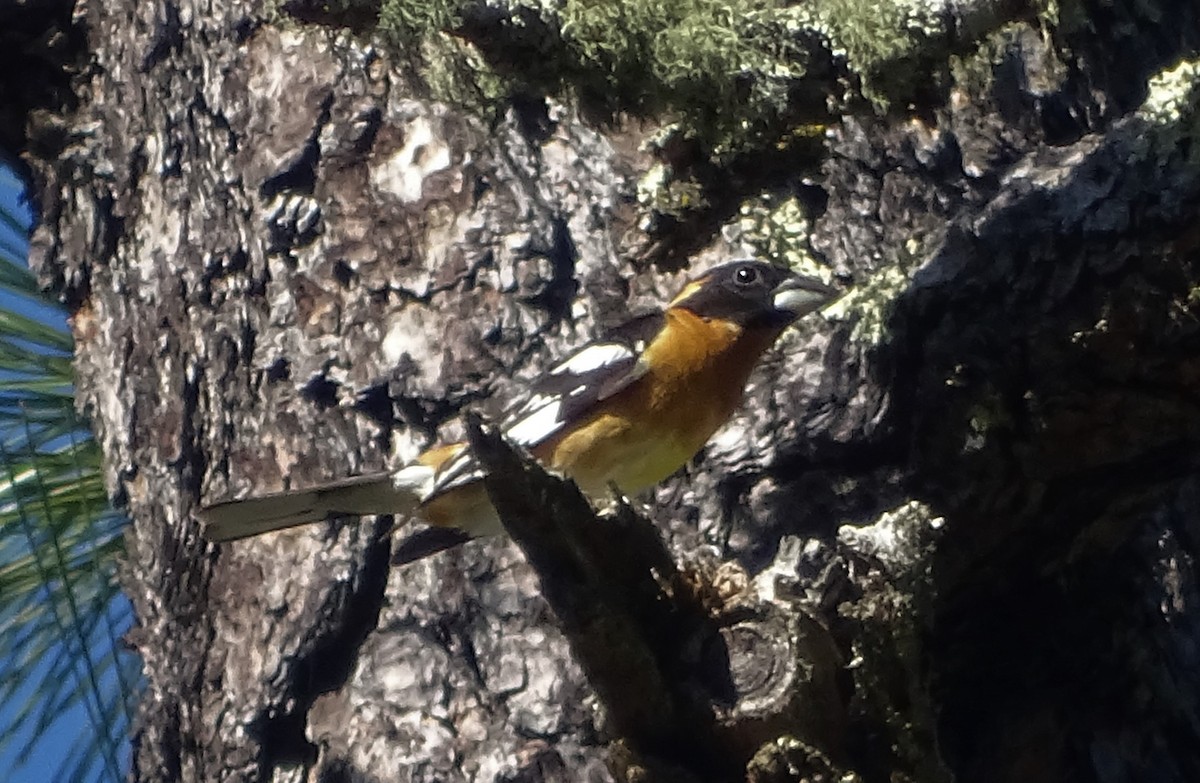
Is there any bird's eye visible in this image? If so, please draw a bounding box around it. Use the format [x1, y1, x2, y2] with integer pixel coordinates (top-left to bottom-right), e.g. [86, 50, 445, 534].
[734, 265, 759, 286]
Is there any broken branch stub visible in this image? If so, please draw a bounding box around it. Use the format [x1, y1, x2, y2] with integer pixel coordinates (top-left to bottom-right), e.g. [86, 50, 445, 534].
[464, 414, 845, 780]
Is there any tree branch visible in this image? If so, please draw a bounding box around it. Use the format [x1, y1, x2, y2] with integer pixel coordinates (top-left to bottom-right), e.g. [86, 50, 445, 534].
[465, 415, 845, 781]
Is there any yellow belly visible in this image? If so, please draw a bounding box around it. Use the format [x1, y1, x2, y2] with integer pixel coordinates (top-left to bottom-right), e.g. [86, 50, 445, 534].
[541, 412, 707, 496]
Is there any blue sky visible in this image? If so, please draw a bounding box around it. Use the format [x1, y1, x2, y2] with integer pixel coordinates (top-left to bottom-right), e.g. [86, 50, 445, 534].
[0, 163, 134, 782]
[0, 165, 66, 332]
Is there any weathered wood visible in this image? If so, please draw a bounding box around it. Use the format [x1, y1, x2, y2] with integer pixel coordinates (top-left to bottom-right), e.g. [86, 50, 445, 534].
[466, 415, 845, 780]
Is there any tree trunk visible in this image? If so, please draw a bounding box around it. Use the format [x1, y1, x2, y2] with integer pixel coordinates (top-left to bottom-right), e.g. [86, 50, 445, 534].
[14, 0, 1200, 781]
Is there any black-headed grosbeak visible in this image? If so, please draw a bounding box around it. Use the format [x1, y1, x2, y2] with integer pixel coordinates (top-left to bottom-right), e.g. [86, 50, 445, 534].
[200, 261, 839, 551]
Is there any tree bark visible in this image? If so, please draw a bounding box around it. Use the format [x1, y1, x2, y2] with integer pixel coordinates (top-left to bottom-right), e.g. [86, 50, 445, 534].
[13, 0, 1200, 781]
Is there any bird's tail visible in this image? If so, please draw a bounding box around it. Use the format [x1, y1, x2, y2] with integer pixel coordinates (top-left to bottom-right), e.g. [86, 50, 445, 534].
[198, 466, 436, 542]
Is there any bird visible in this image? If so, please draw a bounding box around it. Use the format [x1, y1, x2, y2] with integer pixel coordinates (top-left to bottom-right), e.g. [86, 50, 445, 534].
[198, 260, 840, 558]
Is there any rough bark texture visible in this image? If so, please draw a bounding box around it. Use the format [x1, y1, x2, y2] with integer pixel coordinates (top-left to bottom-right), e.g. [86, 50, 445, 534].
[9, 0, 1200, 781]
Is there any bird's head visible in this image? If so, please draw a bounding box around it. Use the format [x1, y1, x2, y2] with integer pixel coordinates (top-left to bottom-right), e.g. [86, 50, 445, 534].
[669, 260, 841, 330]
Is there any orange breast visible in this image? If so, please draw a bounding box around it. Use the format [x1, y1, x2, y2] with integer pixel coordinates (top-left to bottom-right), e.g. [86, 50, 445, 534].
[537, 310, 780, 495]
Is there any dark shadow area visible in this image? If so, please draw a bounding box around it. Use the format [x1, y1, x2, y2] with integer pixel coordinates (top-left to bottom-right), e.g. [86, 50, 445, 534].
[877, 98, 1200, 782]
[254, 516, 396, 776]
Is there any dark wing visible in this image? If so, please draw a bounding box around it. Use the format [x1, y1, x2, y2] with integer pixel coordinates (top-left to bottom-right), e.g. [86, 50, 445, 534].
[425, 311, 666, 499]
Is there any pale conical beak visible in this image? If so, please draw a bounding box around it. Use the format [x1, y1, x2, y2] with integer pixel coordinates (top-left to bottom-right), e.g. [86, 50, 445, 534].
[772, 275, 842, 320]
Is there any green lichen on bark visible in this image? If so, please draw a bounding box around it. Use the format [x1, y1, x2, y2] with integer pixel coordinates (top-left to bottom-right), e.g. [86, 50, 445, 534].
[307, 0, 826, 151]
[837, 502, 950, 783]
[282, 0, 1052, 132]
[1139, 58, 1200, 144]
[746, 735, 860, 782]
[552, 0, 815, 144]
[796, 0, 948, 109]
[732, 193, 823, 273]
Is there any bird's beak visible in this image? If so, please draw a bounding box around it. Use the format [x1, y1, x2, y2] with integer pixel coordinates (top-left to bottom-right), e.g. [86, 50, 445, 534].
[772, 274, 842, 320]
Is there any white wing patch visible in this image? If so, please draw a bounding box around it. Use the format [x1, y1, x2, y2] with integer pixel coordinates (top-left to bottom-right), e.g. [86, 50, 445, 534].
[549, 343, 633, 376]
[423, 392, 568, 499]
[392, 463, 437, 500]
[503, 395, 565, 446]
[428, 448, 483, 496]
[424, 322, 659, 504]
